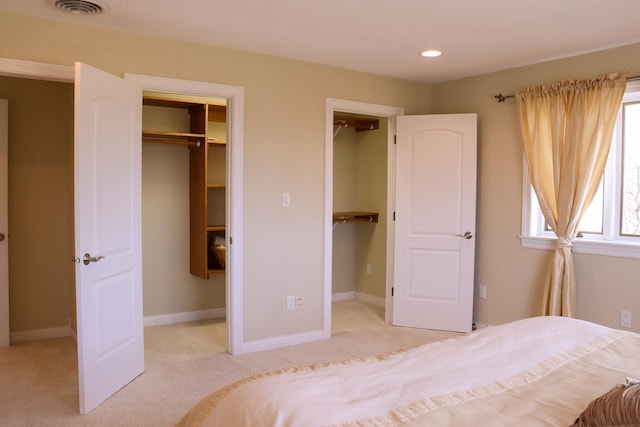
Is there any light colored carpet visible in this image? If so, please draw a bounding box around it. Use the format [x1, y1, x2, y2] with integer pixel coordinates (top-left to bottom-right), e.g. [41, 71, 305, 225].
[0, 300, 461, 426]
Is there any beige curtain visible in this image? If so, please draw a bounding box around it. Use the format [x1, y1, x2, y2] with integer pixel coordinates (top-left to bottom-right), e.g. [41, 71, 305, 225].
[516, 73, 627, 317]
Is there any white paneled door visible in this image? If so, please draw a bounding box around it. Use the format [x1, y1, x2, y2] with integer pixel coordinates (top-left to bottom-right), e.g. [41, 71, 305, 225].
[0, 99, 8, 348]
[393, 114, 477, 333]
[74, 63, 144, 414]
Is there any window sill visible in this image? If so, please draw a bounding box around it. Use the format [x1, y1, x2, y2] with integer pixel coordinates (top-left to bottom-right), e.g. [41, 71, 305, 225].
[520, 235, 640, 259]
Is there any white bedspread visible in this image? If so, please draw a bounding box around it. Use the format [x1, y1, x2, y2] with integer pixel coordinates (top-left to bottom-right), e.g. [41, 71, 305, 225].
[178, 316, 640, 426]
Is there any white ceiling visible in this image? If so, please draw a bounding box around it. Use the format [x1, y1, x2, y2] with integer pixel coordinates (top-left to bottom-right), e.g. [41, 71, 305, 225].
[2, 0, 640, 84]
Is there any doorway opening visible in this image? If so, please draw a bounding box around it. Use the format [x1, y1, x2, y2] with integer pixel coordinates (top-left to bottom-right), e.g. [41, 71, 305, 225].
[323, 99, 404, 335]
[0, 75, 75, 345]
[331, 112, 388, 307]
[140, 90, 229, 352]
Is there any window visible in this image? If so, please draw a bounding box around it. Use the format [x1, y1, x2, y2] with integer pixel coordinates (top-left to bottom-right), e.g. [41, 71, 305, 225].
[521, 81, 640, 258]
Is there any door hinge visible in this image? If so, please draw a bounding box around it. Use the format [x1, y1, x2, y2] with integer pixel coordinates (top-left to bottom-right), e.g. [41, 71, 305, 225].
[394, 135, 397, 145]
[391, 287, 394, 297]
[393, 211, 396, 221]
[229, 236, 233, 245]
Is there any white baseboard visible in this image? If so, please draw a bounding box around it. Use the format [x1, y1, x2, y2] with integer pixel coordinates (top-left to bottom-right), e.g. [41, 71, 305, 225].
[143, 307, 226, 327]
[241, 293, 386, 354]
[332, 291, 355, 301]
[10, 326, 73, 344]
[9, 307, 226, 343]
[332, 291, 385, 307]
[242, 329, 325, 354]
[354, 292, 385, 307]
[10, 297, 385, 345]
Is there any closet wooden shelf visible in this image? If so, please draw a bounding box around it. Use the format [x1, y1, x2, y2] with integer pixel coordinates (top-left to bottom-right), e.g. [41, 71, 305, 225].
[333, 114, 379, 132]
[333, 211, 379, 224]
[207, 225, 226, 232]
[143, 96, 203, 110]
[208, 268, 225, 275]
[208, 139, 227, 146]
[207, 184, 226, 189]
[142, 130, 205, 146]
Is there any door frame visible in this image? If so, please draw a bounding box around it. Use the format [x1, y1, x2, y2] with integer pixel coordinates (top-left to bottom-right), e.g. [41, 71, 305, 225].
[0, 58, 244, 355]
[124, 73, 244, 355]
[324, 98, 404, 334]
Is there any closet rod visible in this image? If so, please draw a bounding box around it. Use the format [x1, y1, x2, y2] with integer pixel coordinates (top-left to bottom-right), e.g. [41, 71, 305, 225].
[334, 120, 376, 130]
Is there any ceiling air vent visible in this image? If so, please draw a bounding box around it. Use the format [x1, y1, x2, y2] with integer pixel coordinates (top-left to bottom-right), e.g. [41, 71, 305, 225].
[48, 0, 106, 15]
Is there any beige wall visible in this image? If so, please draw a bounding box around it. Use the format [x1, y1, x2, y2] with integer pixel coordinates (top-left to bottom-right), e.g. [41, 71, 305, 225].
[0, 12, 430, 341]
[332, 126, 357, 295]
[0, 76, 74, 332]
[431, 42, 640, 332]
[142, 142, 226, 316]
[354, 119, 388, 298]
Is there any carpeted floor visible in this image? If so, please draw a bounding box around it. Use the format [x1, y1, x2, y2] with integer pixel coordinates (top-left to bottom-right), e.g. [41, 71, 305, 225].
[0, 300, 460, 426]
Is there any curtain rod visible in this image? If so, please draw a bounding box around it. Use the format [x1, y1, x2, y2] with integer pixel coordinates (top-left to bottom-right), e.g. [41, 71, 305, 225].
[494, 74, 640, 103]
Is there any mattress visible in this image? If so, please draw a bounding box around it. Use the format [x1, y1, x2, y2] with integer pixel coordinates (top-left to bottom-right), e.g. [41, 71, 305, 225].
[178, 316, 640, 426]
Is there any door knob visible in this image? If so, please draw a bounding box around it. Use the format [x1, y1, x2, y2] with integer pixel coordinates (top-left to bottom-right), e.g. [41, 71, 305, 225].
[83, 253, 105, 265]
[456, 231, 473, 239]
[0, 232, 5, 242]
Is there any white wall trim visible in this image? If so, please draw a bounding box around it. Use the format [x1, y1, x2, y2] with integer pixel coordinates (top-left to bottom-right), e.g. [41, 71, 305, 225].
[124, 73, 245, 356]
[0, 58, 73, 82]
[332, 291, 385, 307]
[473, 321, 489, 329]
[354, 292, 385, 307]
[324, 98, 404, 340]
[143, 307, 226, 327]
[242, 329, 325, 354]
[10, 307, 228, 343]
[10, 326, 73, 343]
[332, 291, 355, 301]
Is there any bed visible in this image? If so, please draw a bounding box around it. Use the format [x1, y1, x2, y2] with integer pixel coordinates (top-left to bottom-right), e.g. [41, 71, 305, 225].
[178, 316, 640, 426]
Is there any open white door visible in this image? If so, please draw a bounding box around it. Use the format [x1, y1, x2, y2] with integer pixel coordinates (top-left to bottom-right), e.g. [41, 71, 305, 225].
[74, 63, 143, 414]
[0, 99, 8, 347]
[393, 114, 477, 333]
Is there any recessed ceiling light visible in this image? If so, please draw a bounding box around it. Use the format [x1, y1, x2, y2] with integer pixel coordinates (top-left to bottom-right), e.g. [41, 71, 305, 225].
[421, 50, 442, 58]
[46, 0, 107, 15]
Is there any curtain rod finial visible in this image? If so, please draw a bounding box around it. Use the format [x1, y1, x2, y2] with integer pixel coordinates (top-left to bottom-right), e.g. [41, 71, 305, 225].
[494, 93, 507, 103]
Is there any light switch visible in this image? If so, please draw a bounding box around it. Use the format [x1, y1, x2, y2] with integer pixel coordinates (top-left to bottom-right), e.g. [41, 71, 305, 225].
[282, 192, 290, 207]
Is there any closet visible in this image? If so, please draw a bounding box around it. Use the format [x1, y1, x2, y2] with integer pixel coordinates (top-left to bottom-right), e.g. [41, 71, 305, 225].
[332, 113, 387, 302]
[142, 93, 228, 279]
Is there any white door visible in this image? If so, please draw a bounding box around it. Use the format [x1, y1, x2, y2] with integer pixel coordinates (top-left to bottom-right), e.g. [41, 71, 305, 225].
[74, 63, 144, 414]
[393, 114, 477, 333]
[0, 99, 8, 347]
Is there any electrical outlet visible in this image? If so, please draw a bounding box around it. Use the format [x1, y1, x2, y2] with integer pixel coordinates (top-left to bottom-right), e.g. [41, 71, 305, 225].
[621, 310, 632, 328]
[296, 295, 303, 309]
[286, 295, 295, 310]
[479, 285, 487, 299]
